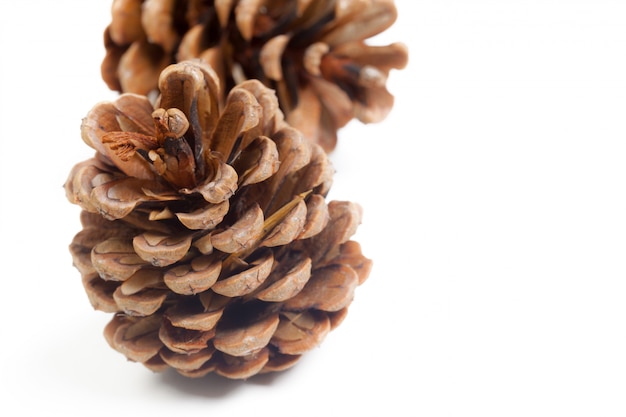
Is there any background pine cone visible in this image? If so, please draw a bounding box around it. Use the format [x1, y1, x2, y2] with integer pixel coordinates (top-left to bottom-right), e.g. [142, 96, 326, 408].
[101, 0, 408, 152]
[65, 59, 371, 379]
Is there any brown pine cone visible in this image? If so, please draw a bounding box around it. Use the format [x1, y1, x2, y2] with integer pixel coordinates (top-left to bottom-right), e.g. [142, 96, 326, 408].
[65, 59, 372, 379]
[101, 0, 408, 152]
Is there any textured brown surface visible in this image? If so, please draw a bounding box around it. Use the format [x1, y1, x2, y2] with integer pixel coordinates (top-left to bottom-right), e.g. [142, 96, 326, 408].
[100, 0, 408, 151]
[66, 59, 371, 379]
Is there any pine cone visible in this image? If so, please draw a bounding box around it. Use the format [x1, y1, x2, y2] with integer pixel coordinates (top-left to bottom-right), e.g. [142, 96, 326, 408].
[65, 59, 372, 379]
[101, 0, 408, 152]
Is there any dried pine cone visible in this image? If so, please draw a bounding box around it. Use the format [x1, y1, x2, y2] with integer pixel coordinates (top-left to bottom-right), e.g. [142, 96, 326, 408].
[101, 0, 408, 152]
[65, 59, 372, 379]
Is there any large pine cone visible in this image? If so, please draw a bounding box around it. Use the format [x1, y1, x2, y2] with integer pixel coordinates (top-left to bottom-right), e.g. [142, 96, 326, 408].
[65, 60, 371, 379]
[101, 0, 408, 152]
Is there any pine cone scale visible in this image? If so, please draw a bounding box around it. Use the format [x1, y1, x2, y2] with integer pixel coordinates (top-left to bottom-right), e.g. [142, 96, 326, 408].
[213, 311, 280, 357]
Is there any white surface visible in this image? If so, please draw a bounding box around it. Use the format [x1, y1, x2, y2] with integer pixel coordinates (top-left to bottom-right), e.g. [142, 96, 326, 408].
[1, 1, 625, 416]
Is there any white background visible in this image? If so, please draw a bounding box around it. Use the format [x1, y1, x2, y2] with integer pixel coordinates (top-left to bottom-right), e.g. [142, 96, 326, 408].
[1, 1, 625, 416]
